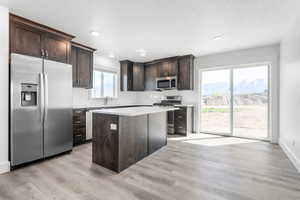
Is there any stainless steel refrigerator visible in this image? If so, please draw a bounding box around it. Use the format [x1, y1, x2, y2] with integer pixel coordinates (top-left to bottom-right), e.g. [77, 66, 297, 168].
[10, 53, 73, 167]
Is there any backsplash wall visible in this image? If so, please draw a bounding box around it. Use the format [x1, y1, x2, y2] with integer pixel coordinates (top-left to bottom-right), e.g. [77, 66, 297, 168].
[72, 54, 138, 108]
[135, 90, 199, 105]
[73, 88, 138, 107]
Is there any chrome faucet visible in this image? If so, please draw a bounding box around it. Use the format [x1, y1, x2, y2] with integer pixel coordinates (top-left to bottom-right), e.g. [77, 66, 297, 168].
[103, 97, 109, 105]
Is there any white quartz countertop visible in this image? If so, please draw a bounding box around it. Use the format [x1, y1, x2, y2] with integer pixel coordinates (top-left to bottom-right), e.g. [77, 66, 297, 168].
[73, 104, 152, 109]
[92, 106, 179, 117]
[174, 104, 195, 108]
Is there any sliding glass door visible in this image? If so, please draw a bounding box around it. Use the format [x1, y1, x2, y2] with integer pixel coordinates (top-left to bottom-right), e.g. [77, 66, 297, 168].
[200, 65, 269, 140]
[232, 66, 269, 139]
[200, 69, 231, 134]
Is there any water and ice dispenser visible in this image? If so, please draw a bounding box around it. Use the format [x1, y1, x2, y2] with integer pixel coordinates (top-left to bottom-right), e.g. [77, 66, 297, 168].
[21, 83, 38, 107]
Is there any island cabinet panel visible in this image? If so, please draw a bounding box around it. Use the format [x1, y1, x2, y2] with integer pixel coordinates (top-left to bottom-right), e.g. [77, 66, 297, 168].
[177, 55, 195, 90]
[148, 112, 168, 154]
[92, 111, 168, 173]
[119, 116, 148, 171]
[92, 114, 119, 172]
[144, 63, 158, 91]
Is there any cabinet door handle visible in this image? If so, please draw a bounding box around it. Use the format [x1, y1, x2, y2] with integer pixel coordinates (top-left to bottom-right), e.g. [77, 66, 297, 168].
[45, 50, 49, 59]
[41, 49, 45, 58]
[178, 116, 183, 118]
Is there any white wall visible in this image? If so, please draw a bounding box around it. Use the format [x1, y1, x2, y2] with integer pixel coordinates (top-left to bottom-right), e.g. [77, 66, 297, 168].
[279, 16, 300, 172]
[0, 5, 9, 174]
[72, 55, 138, 107]
[136, 44, 280, 143]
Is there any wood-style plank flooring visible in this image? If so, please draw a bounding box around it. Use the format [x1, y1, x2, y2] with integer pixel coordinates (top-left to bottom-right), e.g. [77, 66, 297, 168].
[1, 134, 300, 200]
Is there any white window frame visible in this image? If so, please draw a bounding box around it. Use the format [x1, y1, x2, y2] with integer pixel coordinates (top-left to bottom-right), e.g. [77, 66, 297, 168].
[90, 69, 118, 99]
[198, 62, 272, 142]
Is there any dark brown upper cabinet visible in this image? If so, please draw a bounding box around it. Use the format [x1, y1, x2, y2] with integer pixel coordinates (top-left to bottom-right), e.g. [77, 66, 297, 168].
[120, 60, 145, 91]
[157, 58, 178, 77]
[9, 14, 75, 64]
[42, 33, 71, 64]
[132, 63, 145, 91]
[177, 55, 195, 90]
[71, 42, 96, 89]
[144, 63, 158, 91]
[10, 22, 43, 58]
[121, 55, 194, 91]
[120, 60, 133, 91]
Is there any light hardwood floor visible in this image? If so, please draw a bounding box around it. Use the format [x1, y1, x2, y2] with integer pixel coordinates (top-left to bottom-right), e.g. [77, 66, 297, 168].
[1, 134, 300, 200]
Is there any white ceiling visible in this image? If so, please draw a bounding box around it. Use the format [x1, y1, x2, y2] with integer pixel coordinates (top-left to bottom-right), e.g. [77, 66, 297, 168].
[1, 0, 300, 61]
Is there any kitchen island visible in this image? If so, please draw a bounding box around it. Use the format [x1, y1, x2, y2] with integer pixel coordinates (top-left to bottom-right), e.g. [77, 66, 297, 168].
[92, 106, 178, 172]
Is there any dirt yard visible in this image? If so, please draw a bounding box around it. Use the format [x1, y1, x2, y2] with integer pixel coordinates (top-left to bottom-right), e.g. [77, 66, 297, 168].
[200, 105, 268, 139]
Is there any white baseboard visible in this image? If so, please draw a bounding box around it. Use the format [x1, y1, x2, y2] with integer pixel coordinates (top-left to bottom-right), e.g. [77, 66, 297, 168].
[0, 161, 10, 174]
[279, 139, 300, 172]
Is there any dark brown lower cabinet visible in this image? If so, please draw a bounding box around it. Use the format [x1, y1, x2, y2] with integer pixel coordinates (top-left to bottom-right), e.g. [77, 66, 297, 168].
[174, 107, 194, 136]
[73, 109, 87, 146]
[92, 112, 167, 173]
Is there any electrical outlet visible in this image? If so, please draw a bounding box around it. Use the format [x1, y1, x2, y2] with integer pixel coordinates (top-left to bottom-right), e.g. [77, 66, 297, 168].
[110, 123, 117, 130]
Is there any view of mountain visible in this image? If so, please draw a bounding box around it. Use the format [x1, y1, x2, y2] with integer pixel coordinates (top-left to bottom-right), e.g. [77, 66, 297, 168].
[202, 79, 268, 96]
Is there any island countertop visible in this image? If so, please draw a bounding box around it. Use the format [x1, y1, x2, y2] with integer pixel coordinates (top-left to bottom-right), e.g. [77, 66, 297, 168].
[92, 106, 178, 116]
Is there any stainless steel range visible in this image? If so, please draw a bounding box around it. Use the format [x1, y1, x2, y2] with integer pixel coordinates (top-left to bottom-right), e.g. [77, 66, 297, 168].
[153, 96, 182, 134]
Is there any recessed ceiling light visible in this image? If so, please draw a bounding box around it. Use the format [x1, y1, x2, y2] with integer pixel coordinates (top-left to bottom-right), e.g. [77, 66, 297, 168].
[136, 49, 146, 57]
[213, 35, 223, 41]
[109, 53, 115, 58]
[90, 31, 99, 36]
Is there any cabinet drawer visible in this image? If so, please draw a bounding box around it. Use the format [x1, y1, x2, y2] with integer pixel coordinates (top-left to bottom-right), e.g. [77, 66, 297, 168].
[74, 127, 86, 135]
[74, 134, 85, 145]
[175, 113, 186, 120]
[175, 125, 186, 135]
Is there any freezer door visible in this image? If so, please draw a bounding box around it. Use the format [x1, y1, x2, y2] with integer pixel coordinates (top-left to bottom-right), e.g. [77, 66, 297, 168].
[10, 54, 44, 166]
[43, 60, 73, 157]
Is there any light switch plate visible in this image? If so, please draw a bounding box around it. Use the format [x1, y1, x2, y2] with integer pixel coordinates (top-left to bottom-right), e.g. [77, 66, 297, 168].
[110, 123, 117, 130]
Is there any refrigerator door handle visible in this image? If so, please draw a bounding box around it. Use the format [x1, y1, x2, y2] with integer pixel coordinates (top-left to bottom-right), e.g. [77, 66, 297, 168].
[40, 73, 45, 123]
[44, 73, 49, 122]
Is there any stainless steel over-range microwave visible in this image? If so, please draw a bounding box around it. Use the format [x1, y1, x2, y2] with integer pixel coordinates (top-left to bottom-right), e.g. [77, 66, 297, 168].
[156, 76, 177, 90]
